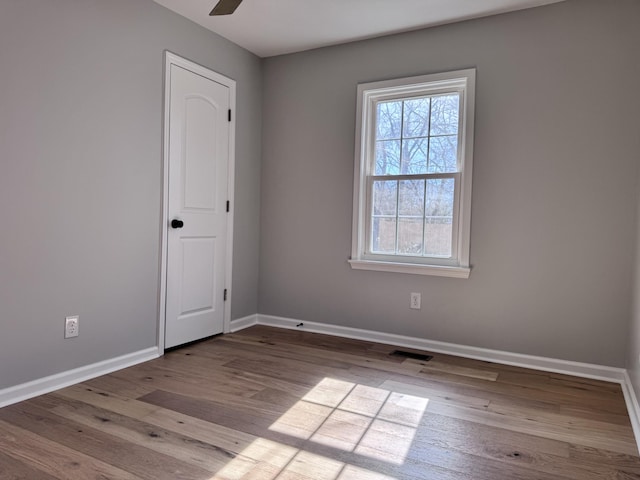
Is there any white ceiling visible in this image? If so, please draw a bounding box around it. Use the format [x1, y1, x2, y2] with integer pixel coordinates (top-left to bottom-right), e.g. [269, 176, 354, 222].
[154, 0, 566, 58]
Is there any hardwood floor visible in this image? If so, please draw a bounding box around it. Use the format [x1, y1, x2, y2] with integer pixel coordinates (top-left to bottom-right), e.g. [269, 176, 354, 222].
[1, 325, 638, 479]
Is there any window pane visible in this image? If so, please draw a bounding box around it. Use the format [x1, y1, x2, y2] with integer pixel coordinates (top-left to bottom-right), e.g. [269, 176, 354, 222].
[430, 94, 459, 136]
[372, 217, 396, 253]
[376, 101, 402, 140]
[398, 180, 425, 216]
[373, 180, 398, 216]
[428, 135, 458, 173]
[425, 178, 454, 257]
[402, 98, 430, 138]
[401, 138, 428, 174]
[375, 140, 400, 175]
[398, 218, 423, 255]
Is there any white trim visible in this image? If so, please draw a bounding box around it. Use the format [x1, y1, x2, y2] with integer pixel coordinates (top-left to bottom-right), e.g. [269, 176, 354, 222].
[159, 51, 237, 354]
[622, 371, 640, 453]
[224, 71, 237, 335]
[229, 314, 259, 332]
[245, 314, 625, 383]
[0, 348, 158, 409]
[348, 259, 471, 278]
[158, 52, 171, 356]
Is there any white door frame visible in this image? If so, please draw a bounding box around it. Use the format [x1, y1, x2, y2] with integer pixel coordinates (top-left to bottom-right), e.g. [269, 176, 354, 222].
[158, 51, 236, 355]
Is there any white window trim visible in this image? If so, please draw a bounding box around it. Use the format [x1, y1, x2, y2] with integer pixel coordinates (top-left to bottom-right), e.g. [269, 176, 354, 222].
[349, 69, 476, 278]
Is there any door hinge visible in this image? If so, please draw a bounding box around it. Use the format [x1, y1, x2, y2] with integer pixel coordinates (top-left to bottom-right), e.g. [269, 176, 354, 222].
[224, 289, 228, 301]
[228, 109, 231, 122]
[226, 200, 230, 212]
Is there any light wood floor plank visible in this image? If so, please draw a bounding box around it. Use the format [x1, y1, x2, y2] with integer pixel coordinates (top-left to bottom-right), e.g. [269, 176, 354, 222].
[0, 450, 61, 480]
[0, 419, 142, 480]
[0, 399, 217, 480]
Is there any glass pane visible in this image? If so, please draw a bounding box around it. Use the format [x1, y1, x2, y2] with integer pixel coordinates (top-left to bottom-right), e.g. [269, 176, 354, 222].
[401, 138, 428, 174]
[398, 218, 423, 255]
[376, 101, 402, 140]
[402, 98, 430, 138]
[398, 180, 425, 216]
[430, 94, 459, 136]
[373, 180, 397, 216]
[372, 217, 396, 253]
[375, 140, 400, 175]
[428, 135, 458, 173]
[425, 178, 454, 257]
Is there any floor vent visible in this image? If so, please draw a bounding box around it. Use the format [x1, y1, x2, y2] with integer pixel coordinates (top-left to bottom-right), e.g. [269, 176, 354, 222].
[390, 350, 433, 362]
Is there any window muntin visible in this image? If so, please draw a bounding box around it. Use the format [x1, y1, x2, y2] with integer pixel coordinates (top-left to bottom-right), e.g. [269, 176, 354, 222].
[375, 94, 459, 175]
[371, 176, 456, 256]
[350, 70, 475, 277]
[370, 93, 461, 259]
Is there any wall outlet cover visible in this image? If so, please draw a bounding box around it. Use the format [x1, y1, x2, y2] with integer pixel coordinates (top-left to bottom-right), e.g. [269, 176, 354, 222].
[65, 316, 79, 339]
[410, 292, 421, 310]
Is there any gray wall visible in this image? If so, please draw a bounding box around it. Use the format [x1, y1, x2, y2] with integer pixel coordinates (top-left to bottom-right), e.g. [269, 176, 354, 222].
[0, 0, 262, 389]
[627, 159, 640, 399]
[260, 0, 640, 367]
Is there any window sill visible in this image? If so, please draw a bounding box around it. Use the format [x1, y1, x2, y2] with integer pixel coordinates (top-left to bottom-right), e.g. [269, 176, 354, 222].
[348, 259, 471, 278]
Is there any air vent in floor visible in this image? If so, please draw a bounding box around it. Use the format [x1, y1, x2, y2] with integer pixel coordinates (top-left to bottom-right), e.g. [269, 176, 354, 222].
[390, 350, 433, 361]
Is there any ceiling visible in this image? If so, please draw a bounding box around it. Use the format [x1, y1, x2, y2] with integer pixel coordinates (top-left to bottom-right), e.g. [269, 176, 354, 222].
[153, 0, 566, 58]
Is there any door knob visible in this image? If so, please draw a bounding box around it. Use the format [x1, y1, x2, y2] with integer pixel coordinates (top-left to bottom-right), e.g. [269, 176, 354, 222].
[171, 219, 184, 229]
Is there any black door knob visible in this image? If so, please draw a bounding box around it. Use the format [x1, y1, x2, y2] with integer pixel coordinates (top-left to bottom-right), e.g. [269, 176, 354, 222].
[171, 219, 184, 229]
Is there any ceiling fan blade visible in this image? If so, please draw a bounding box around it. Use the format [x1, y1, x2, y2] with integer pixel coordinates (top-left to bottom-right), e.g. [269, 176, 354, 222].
[210, 0, 243, 16]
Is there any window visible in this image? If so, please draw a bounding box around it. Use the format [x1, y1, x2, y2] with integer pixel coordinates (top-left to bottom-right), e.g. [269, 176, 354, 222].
[349, 70, 475, 278]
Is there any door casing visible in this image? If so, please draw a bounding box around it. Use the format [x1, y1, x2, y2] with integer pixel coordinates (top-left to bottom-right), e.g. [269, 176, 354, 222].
[158, 51, 236, 354]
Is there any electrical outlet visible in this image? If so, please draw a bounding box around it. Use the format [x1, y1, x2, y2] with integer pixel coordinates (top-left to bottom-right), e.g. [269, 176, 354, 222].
[410, 292, 421, 310]
[65, 316, 79, 338]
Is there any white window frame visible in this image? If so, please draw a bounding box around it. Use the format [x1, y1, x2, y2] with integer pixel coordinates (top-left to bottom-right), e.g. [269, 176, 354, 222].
[349, 69, 475, 278]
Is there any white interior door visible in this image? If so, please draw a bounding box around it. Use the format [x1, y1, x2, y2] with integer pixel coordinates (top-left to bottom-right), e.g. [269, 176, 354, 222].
[165, 63, 230, 349]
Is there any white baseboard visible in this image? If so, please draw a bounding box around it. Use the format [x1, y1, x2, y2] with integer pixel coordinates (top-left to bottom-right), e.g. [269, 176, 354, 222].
[0, 347, 159, 408]
[622, 371, 640, 452]
[230, 314, 627, 384]
[229, 314, 259, 332]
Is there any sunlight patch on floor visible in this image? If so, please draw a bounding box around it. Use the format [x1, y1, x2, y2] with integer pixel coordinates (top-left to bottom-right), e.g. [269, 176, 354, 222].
[210, 377, 429, 479]
[270, 377, 429, 465]
[211, 438, 399, 480]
